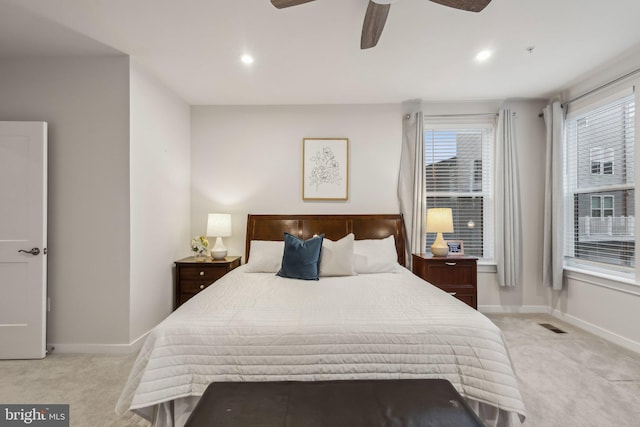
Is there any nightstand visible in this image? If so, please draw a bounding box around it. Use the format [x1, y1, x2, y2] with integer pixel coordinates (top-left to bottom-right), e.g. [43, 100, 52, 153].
[412, 254, 478, 309]
[174, 256, 241, 309]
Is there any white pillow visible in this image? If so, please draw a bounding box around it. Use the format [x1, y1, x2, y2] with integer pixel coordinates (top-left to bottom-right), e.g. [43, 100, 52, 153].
[244, 240, 284, 273]
[353, 235, 399, 273]
[319, 233, 355, 277]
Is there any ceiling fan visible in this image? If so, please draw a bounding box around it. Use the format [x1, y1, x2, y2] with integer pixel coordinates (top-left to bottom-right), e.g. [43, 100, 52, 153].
[270, 0, 492, 49]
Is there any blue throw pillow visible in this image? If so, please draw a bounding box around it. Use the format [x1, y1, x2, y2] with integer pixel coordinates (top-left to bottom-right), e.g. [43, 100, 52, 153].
[277, 233, 324, 280]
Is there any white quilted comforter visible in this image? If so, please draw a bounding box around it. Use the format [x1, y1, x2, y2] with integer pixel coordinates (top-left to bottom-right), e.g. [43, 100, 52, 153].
[116, 266, 526, 426]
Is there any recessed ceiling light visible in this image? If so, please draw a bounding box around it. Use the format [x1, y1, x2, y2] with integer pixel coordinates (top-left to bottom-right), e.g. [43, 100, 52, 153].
[241, 54, 254, 65]
[475, 50, 492, 62]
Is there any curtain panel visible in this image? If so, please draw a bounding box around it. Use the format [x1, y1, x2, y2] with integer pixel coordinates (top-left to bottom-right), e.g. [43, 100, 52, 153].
[398, 112, 426, 267]
[495, 109, 522, 287]
[542, 102, 565, 290]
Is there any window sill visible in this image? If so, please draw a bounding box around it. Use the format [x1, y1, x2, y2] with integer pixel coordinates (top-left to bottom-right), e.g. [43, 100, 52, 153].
[478, 262, 497, 274]
[563, 266, 640, 297]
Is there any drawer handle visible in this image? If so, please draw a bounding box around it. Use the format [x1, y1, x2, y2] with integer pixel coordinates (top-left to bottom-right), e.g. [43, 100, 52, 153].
[199, 271, 205, 276]
[448, 292, 457, 296]
[199, 284, 205, 290]
[445, 262, 456, 266]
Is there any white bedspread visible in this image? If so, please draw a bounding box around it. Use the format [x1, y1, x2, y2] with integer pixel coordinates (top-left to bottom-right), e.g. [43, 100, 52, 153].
[116, 266, 526, 426]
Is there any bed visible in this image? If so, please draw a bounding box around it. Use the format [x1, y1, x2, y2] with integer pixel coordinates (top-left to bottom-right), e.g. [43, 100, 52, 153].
[116, 214, 526, 427]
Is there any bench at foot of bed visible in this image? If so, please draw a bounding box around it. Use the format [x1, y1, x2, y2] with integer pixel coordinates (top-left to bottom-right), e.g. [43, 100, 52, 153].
[185, 378, 486, 427]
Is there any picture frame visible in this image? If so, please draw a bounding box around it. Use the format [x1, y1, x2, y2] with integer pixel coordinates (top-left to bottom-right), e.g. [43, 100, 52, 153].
[446, 240, 464, 256]
[302, 138, 349, 200]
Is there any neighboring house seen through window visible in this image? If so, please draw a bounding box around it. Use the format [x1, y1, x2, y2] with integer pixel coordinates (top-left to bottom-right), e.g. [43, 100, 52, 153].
[590, 147, 614, 175]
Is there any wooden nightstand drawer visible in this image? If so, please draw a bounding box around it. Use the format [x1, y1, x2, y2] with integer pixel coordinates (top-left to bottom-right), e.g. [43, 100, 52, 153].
[174, 256, 241, 309]
[423, 260, 476, 286]
[181, 280, 216, 294]
[180, 266, 227, 281]
[412, 254, 478, 309]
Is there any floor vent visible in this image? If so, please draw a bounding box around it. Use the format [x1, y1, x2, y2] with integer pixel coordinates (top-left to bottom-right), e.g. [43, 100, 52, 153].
[539, 323, 567, 334]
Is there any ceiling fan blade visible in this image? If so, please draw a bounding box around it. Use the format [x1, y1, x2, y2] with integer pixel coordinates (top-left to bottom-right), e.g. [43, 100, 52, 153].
[429, 0, 492, 13]
[361, 1, 391, 49]
[271, 0, 316, 9]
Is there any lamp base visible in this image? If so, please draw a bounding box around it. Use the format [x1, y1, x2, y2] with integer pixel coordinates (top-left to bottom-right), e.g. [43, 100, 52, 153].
[430, 232, 449, 257]
[211, 237, 227, 260]
[211, 250, 227, 260]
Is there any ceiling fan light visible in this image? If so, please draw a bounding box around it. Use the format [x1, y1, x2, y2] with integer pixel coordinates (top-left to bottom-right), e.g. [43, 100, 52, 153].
[371, 0, 400, 4]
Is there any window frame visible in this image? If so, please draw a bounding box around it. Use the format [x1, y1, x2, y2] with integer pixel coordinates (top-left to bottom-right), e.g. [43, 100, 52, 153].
[563, 89, 636, 279]
[422, 120, 495, 262]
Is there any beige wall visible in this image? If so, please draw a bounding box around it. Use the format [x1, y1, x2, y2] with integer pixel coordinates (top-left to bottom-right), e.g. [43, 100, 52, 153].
[478, 99, 550, 311]
[129, 61, 191, 343]
[190, 104, 403, 259]
[416, 100, 549, 311]
[3, 50, 638, 354]
[0, 56, 193, 352]
[0, 56, 131, 348]
[550, 46, 640, 352]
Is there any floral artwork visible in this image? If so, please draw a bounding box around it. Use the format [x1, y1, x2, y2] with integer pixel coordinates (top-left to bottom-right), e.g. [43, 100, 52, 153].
[309, 147, 342, 190]
[303, 138, 348, 200]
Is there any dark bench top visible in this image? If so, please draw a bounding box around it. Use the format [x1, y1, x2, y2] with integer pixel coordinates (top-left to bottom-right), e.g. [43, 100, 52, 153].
[185, 379, 486, 427]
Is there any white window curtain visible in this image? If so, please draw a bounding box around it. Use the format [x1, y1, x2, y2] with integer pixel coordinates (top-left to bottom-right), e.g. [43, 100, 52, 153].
[495, 109, 522, 287]
[542, 102, 565, 290]
[398, 112, 425, 266]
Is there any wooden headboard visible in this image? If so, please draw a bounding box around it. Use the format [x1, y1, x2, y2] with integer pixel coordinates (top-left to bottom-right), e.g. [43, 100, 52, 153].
[245, 214, 406, 266]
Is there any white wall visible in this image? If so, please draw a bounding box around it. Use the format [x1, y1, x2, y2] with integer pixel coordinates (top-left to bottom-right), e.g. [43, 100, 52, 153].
[479, 99, 549, 312]
[418, 100, 549, 312]
[2, 50, 635, 353]
[0, 56, 132, 347]
[550, 45, 640, 352]
[129, 61, 191, 342]
[190, 104, 403, 258]
[191, 101, 550, 313]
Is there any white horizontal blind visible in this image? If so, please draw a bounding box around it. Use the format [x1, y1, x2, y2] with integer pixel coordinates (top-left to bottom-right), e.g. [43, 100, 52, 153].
[423, 124, 494, 260]
[565, 93, 635, 271]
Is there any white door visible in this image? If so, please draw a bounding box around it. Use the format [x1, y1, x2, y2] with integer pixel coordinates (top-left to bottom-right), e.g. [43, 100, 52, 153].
[0, 121, 47, 359]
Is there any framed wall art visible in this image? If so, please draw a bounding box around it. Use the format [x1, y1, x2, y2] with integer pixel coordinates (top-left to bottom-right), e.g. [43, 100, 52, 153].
[302, 138, 349, 200]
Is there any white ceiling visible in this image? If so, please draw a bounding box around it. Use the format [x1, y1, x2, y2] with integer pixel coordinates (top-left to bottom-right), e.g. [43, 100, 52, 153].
[3, 0, 640, 105]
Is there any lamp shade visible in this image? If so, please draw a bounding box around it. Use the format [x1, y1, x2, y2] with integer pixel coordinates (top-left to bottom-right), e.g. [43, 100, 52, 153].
[426, 208, 454, 233]
[206, 213, 232, 237]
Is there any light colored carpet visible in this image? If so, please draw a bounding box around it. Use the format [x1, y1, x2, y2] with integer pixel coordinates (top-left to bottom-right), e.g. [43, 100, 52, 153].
[1, 313, 639, 426]
[0, 352, 137, 426]
[488, 313, 640, 427]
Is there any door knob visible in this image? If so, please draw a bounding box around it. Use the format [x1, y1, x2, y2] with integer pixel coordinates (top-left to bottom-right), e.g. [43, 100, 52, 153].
[18, 248, 40, 256]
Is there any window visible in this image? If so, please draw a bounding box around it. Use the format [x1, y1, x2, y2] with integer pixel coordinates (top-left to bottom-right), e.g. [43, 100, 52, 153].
[565, 92, 635, 271]
[590, 195, 614, 217]
[590, 147, 614, 175]
[423, 123, 494, 260]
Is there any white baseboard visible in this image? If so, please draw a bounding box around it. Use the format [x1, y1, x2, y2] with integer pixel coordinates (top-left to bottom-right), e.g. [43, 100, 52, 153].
[550, 309, 640, 354]
[479, 305, 551, 314]
[48, 330, 149, 355]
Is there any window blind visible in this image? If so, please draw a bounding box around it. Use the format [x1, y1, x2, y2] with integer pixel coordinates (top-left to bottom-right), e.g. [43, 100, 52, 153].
[423, 125, 494, 260]
[565, 92, 635, 270]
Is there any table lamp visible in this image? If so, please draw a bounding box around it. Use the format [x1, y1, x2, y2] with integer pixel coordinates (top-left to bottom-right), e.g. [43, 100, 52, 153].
[426, 208, 453, 257]
[207, 213, 232, 260]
